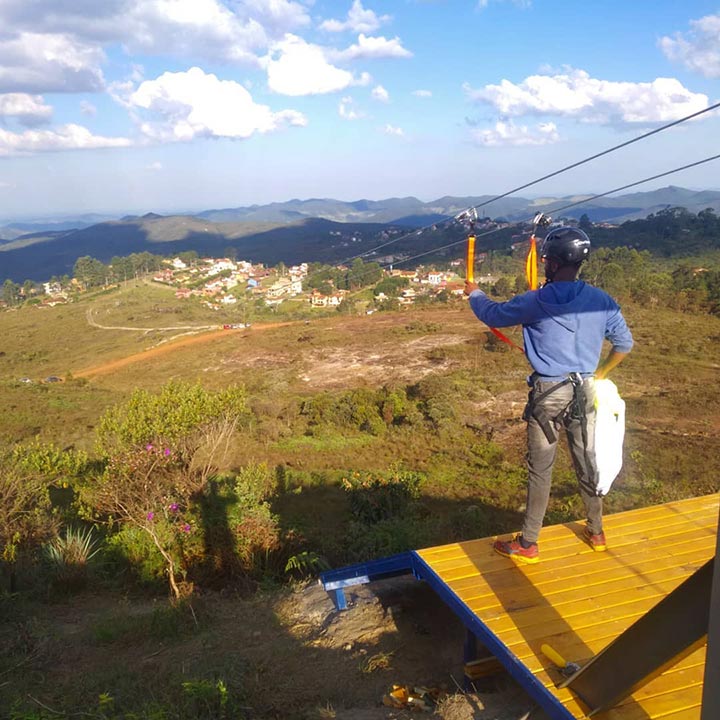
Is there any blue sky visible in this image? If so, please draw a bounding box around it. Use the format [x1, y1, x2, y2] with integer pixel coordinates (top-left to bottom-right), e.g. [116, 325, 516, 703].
[0, 0, 719, 220]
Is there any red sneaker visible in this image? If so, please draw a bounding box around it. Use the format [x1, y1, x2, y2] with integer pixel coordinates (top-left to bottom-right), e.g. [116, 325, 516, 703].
[584, 527, 607, 552]
[493, 536, 539, 564]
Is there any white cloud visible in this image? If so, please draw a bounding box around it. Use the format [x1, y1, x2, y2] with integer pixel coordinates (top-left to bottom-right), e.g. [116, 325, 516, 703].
[0, 93, 52, 126]
[266, 34, 358, 95]
[471, 120, 558, 146]
[319, 1, 391, 33]
[660, 14, 720, 78]
[413, 89, 432, 98]
[146, 161, 163, 171]
[129, 67, 306, 142]
[121, 0, 267, 65]
[464, 68, 709, 125]
[334, 34, 412, 61]
[80, 101, 97, 117]
[477, 0, 532, 8]
[383, 124, 404, 137]
[241, 0, 311, 34]
[338, 96, 363, 120]
[0, 124, 131, 156]
[0, 0, 312, 74]
[371, 85, 389, 102]
[0, 32, 104, 93]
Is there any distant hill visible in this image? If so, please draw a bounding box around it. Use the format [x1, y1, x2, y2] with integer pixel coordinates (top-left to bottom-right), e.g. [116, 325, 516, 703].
[2, 186, 719, 282]
[195, 187, 720, 225]
[0, 216, 411, 282]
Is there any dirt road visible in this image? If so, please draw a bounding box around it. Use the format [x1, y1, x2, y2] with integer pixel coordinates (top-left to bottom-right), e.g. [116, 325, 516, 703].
[75, 321, 298, 378]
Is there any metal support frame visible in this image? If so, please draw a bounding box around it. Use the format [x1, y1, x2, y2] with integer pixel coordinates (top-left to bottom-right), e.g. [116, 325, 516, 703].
[320, 513, 719, 720]
[411, 554, 575, 720]
[562, 558, 714, 717]
[319, 552, 419, 610]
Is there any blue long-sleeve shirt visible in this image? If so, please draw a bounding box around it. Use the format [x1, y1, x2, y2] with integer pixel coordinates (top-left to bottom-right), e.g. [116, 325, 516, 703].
[469, 281, 633, 380]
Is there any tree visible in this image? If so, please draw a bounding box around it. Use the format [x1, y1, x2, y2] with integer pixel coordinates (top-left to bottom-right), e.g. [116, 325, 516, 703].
[178, 250, 199, 267]
[110, 256, 133, 283]
[73, 256, 107, 289]
[579, 213, 593, 233]
[374, 276, 409, 296]
[347, 259, 381, 289]
[2, 279, 20, 306]
[492, 277, 514, 297]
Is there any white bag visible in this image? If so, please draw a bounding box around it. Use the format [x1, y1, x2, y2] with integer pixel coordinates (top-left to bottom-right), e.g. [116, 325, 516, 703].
[593, 379, 626, 496]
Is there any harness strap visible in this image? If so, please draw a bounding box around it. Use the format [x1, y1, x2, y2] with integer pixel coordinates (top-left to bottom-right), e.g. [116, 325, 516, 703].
[525, 377, 573, 444]
[527, 373, 600, 496]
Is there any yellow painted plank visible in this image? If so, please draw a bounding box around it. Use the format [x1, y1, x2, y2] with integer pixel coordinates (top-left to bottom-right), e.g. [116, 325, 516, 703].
[510, 620, 706, 666]
[444, 535, 710, 593]
[537, 657, 705, 719]
[423, 511, 718, 578]
[423, 497, 717, 719]
[601, 685, 702, 719]
[423, 527, 716, 584]
[466, 578, 700, 628]
[495, 609, 661, 655]
[449, 550, 707, 607]
[418, 494, 719, 563]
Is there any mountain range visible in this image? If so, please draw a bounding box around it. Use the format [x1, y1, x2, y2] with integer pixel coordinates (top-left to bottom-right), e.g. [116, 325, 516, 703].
[1, 186, 719, 283]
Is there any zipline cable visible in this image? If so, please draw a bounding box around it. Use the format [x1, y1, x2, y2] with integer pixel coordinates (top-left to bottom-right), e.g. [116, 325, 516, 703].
[375, 151, 720, 272]
[342, 100, 720, 265]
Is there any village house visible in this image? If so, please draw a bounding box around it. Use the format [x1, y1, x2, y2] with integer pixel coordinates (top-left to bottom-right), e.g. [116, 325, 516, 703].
[206, 259, 236, 276]
[43, 282, 63, 295]
[444, 282, 465, 297]
[398, 288, 417, 306]
[170, 257, 187, 270]
[153, 269, 175, 283]
[309, 289, 346, 307]
[390, 269, 418, 281]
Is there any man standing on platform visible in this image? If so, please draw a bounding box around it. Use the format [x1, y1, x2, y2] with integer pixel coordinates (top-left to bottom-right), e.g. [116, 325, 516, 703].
[464, 227, 633, 564]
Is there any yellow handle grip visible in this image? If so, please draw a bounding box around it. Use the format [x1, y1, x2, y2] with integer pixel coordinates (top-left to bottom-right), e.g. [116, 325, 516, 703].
[466, 235, 476, 283]
[541, 644, 567, 668]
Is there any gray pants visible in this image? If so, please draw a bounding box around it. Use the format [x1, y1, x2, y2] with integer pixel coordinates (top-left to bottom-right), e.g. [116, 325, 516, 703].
[521, 377, 602, 544]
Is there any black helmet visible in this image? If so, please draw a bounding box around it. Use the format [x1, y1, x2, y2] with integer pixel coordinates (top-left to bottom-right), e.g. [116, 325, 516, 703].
[540, 227, 591, 265]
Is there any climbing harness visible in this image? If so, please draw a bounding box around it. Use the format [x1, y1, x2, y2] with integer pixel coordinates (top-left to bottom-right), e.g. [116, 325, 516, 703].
[523, 372, 599, 496]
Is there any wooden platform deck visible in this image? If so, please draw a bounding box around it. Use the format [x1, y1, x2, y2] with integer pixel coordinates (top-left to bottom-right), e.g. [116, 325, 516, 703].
[416, 493, 719, 719]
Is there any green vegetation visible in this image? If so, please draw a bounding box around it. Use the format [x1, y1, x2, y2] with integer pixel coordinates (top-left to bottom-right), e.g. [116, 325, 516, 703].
[0, 224, 719, 718]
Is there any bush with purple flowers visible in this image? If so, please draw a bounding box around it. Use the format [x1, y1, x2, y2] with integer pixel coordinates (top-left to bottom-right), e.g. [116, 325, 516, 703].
[84, 381, 249, 600]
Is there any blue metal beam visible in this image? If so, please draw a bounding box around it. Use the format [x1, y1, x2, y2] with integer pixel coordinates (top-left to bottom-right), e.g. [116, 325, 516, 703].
[410, 552, 575, 720]
[320, 550, 574, 719]
[320, 552, 419, 608]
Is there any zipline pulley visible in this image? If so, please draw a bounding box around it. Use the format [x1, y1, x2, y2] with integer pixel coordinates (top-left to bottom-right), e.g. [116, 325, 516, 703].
[526, 212, 552, 291]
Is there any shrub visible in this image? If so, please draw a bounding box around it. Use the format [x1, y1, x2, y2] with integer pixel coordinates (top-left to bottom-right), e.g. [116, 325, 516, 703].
[285, 551, 330, 578]
[85, 381, 249, 599]
[343, 516, 432, 562]
[0, 443, 85, 590]
[104, 526, 167, 588]
[43, 525, 100, 591]
[342, 469, 424, 524]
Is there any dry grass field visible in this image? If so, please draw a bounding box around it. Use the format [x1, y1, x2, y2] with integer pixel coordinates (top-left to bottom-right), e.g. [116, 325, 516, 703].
[1, 280, 719, 719]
